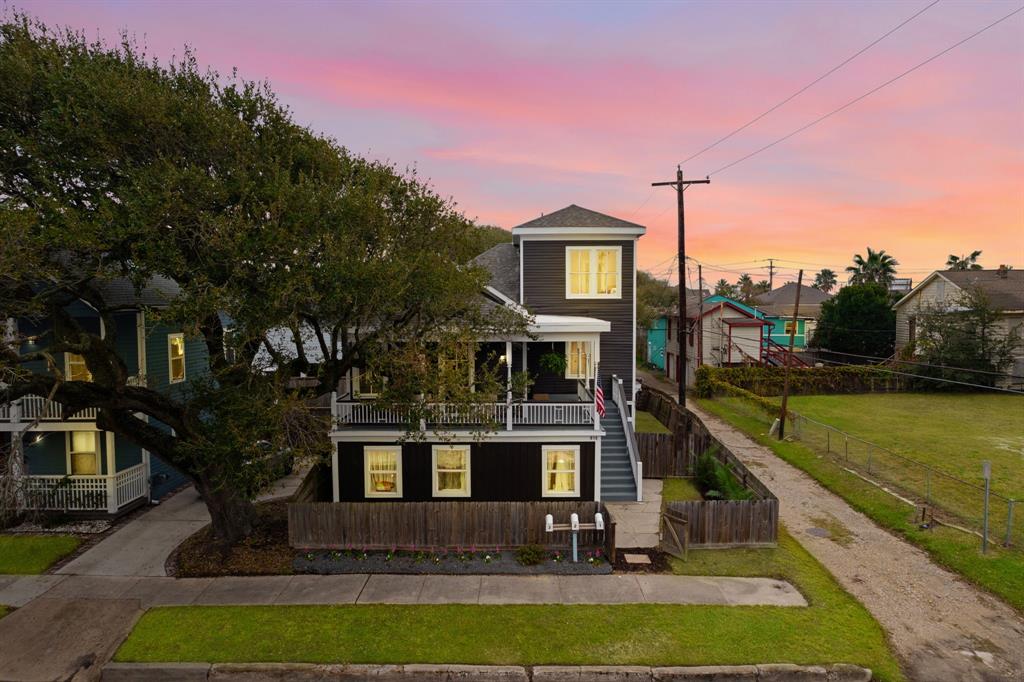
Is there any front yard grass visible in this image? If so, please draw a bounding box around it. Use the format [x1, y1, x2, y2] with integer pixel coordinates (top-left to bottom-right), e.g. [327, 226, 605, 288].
[635, 410, 671, 434]
[0, 534, 81, 574]
[698, 397, 1024, 613]
[115, 524, 902, 680]
[661, 477, 703, 502]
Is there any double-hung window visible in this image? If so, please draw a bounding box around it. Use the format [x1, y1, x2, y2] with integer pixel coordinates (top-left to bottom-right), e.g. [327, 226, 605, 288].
[542, 445, 580, 497]
[65, 353, 92, 382]
[354, 368, 386, 399]
[168, 333, 186, 383]
[68, 431, 99, 475]
[364, 446, 402, 497]
[565, 341, 592, 380]
[565, 246, 622, 299]
[432, 444, 471, 497]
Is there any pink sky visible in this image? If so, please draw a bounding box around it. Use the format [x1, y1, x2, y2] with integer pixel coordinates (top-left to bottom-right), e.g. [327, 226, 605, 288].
[24, 0, 1024, 287]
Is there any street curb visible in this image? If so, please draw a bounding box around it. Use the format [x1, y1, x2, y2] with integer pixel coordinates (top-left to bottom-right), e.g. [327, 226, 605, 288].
[101, 662, 873, 681]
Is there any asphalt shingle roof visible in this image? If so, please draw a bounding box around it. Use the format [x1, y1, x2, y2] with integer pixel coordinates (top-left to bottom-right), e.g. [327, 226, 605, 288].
[941, 270, 1024, 310]
[755, 282, 832, 306]
[514, 204, 643, 229]
[471, 242, 520, 301]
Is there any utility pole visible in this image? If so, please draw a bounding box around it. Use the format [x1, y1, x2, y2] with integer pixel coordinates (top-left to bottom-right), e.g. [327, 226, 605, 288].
[697, 263, 704, 368]
[767, 259, 776, 290]
[777, 269, 803, 439]
[653, 167, 710, 405]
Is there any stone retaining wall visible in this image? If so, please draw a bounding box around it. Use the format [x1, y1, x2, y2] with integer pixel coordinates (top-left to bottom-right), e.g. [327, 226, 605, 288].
[103, 662, 873, 681]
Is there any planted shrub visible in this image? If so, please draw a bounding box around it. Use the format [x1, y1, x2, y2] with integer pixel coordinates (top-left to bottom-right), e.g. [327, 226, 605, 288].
[516, 544, 547, 566]
[694, 448, 752, 501]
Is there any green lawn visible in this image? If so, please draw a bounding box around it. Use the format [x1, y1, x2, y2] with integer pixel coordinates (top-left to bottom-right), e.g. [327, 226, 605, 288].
[699, 397, 1024, 613]
[661, 477, 703, 502]
[635, 410, 670, 434]
[783, 393, 1024, 499]
[0, 534, 81, 574]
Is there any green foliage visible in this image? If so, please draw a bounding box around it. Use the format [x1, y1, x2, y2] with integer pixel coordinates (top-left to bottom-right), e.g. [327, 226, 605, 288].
[509, 371, 535, 399]
[911, 286, 1021, 389]
[946, 251, 983, 271]
[538, 351, 567, 376]
[812, 269, 837, 294]
[466, 224, 512, 258]
[514, 544, 547, 566]
[695, 364, 903, 401]
[713, 279, 736, 298]
[637, 271, 677, 328]
[694, 448, 752, 501]
[812, 284, 896, 356]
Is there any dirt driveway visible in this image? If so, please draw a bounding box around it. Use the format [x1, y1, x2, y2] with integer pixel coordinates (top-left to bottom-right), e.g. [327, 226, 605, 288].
[639, 370, 1024, 681]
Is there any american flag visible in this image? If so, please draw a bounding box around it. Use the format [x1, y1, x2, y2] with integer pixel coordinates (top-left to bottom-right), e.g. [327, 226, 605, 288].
[595, 373, 606, 418]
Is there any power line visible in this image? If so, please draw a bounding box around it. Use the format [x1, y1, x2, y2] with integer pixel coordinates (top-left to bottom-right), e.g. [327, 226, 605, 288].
[812, 349, 1024, 378]
[811, 356, 1024, 394]
[680, 0, 941, 165]
[707, 4, 1024, 177]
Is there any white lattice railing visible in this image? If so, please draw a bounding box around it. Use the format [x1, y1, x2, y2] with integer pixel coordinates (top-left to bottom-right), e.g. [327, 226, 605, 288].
[114, 463, 148, 508]
[333, 400, 594, 429]
[18, 465, 149, 512]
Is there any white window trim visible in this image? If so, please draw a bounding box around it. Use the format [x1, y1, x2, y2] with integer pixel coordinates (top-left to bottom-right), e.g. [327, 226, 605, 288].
[564, 341, 592, 380]
[66, 431, 101, 476]
[541, 444, 581, 498]
[364, 445, 402, 498]
[167, 333, 186, 384]
[353, 367, 384, 399]
[565, 246, 623, 300]
[64, 352, 92, 383]
[431, 444, 471, 498]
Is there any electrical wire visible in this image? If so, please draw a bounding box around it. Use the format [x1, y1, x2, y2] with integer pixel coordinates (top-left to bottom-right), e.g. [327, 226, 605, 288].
[680, 0, 941, 165]
[810, 356, 1024, 394]
[809, 349, 1024, 378]
[706, 4, 1024, 176]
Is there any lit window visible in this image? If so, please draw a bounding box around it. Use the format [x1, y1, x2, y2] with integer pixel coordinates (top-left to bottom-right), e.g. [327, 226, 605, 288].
[168, 333, 186, 383]
[783, 321, 796, 335]
[542, 445, 580, 497]
[364, 446, 402, 497]
[354, 368, 385, 398]
[66, 353, 92, 382]
[565, 341, 592, 379]
[565, 247, 622, 299]
[69, 431, 98, 475]
[432, 445, 470, 497]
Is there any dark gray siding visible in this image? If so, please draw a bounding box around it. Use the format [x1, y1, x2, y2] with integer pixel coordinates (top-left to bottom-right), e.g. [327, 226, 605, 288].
[521, 239, 634, 395]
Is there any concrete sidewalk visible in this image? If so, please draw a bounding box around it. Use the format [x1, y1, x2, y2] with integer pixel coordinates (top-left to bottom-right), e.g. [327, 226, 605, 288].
[605, 479, 663, 548]
[0, 572, 807, 608]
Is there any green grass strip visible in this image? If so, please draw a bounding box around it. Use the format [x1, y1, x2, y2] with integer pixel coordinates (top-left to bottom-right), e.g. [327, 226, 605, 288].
[0, 535, 81, 574]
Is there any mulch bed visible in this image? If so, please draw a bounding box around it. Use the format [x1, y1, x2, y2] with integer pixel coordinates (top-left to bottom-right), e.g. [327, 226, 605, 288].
[296, 549, 612, 575]
[611, 548, 672, 573]
[171, 501, 294, 577]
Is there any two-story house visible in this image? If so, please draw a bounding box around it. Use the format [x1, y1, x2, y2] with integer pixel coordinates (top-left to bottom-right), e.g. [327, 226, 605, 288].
[328, 205, 645, 502]
[2, 277, 200, 516]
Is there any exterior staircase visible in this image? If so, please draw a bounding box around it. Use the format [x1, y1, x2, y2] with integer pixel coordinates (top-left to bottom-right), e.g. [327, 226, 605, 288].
[600, 401, 638, 501]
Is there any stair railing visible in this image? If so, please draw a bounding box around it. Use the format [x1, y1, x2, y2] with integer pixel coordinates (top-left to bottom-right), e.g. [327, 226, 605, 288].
[611, 374, 643, 502]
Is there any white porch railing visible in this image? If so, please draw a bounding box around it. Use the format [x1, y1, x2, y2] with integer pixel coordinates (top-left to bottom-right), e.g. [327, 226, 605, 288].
[612, 374, 643, 501]
[18, 463, 148, 512]
[0, 395, 97, 422]
[333, 399, 594, 429]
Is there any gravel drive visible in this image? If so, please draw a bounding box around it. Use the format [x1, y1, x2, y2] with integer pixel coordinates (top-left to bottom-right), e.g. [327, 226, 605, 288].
[687, 398, 1024, 681]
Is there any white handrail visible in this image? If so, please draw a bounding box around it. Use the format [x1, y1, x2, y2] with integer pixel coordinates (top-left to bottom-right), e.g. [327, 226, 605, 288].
[611, 374, 643, 501]
[333, 400, 594, 428]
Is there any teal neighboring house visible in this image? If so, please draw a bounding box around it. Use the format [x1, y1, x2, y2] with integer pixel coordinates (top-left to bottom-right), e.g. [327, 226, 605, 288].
[2, 277, 206, 516]
[752, 282, 832, 351]
[645, 316, 668, 370]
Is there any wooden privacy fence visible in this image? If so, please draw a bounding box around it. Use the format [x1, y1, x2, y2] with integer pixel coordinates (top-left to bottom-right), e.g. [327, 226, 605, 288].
[637, 432, 692, 477]
[289, 500, 615, 556]
[665, 500, 778, 548]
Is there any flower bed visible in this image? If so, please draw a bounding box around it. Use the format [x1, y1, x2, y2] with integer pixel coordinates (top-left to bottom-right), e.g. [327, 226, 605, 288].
[294, 547, 612, 575]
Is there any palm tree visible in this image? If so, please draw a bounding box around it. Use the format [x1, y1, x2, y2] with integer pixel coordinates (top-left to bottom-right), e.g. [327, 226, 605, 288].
[754, 280, 770, 294]
[713, 278, 736, 297]
[813, 268, 837, 293]
[847, 248, 899, 287]
[946, 250, 983, 271]
[735, 273, 756, 303]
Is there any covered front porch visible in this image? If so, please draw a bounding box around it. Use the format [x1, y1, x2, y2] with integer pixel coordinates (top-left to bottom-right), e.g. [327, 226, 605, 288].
[5, 426, 151, 515]
[332, 314, 609, 431]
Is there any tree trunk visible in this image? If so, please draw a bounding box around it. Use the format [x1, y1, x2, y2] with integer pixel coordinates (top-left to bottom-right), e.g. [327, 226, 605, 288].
[197, 480, 257, 546]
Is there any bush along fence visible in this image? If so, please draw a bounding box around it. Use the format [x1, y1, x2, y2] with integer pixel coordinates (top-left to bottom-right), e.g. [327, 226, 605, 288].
[695, 365, 909, 399]
[637, 387, 779, 549]
[288, 500, 616, 560]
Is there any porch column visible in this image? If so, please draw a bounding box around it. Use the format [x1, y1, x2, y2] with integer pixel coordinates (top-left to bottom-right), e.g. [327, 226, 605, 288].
[331, 445, 340, 502]
[594, 438, 602, 502]
[505, 340, 513, 430]
[521, 341, 528, 399]
[105, 431, 117, 513]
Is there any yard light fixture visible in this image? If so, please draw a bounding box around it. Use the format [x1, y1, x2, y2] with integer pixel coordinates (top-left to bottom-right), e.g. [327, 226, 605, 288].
[594, 512, 605, 531]
[545, 513, 554, 533]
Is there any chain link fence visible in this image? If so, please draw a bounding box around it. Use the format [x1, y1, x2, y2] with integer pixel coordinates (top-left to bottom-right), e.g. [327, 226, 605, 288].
[713, 396, 1019, 549]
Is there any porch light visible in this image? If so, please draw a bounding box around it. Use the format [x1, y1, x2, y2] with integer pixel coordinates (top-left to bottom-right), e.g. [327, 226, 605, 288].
[498, 354, 507, 364]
